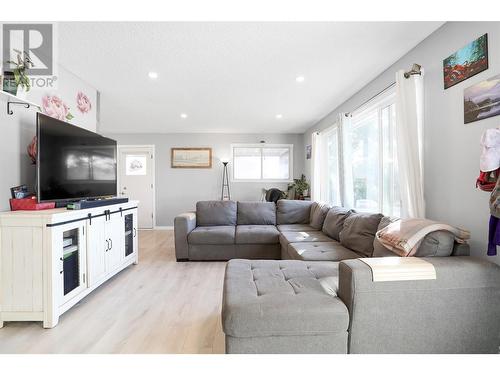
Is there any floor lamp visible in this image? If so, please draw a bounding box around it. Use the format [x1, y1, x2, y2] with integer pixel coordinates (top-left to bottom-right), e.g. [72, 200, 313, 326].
[221, 160, 230, 201]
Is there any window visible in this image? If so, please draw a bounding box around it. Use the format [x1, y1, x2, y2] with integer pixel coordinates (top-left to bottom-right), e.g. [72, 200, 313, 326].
[313, 89, 400, 216]
[344, 90, 400, 216]
[231, 144, 293, 181]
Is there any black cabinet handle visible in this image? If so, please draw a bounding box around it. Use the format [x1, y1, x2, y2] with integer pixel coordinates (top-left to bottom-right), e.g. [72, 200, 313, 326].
[133, 228, 137, 237]
[105, 239, 109, 251]
[109, 238, 113, 249]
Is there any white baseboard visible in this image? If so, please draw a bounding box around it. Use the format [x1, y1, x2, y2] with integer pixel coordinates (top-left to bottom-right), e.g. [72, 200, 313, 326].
[154, 226, 174, 230]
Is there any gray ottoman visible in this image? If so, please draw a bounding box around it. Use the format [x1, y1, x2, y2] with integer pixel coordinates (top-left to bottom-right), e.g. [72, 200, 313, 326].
[222, 259, 349, 354]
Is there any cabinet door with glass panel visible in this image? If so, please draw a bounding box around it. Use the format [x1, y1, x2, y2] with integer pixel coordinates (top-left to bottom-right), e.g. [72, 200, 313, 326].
[52, 222, 88, 306]
[123, 208, 138, 263]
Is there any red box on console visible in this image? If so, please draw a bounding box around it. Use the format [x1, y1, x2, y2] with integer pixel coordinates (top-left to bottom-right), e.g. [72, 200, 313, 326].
[9, 196, 56, 211]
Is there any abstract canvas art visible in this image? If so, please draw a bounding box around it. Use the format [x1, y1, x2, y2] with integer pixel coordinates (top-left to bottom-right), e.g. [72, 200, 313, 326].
[443, 34, 488, 89]
[464, 74, 500, 124]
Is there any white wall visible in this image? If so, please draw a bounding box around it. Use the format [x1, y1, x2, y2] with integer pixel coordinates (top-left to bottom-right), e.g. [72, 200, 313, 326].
[303, 21, 500, 265]
[104, 133, 304, 226]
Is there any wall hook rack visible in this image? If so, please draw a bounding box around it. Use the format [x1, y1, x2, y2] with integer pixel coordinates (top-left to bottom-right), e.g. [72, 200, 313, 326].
[7, 101, 38, 115]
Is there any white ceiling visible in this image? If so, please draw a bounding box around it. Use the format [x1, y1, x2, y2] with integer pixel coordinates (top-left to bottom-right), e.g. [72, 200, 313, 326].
[58, 22, 443, 134]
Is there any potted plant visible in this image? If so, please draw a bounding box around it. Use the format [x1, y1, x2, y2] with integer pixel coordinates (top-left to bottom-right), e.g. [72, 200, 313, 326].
[4, 49, 33, 99]
[287, 174, 310, 200]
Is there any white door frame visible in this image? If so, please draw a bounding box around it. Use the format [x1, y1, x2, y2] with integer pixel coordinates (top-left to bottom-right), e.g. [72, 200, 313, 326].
[117, 145, 156, 230]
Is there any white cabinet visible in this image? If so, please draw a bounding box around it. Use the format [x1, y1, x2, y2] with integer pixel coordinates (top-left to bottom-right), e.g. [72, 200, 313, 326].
[0, 201, 139, 329]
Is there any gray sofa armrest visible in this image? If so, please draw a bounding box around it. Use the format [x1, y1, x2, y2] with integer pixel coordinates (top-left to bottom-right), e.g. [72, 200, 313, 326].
[338, 257, 500, 354]
[174, 212, 196, 260]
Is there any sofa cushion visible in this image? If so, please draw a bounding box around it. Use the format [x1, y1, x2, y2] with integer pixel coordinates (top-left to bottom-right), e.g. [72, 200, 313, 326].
[340, 212, 383, 257]
[188, 225, 235, 245]
[322, 207, 354, 241]
[237, 201, 276, 225]
[277, 224, 315, 232]
[236, 225, 280, 244]
[414, 231, 456, 257]
[196, 200, 237, 226]
[287, 241, 361, 261]
[276, 200, 314, 225]
[279, 231, 334, 248]
[222, 259, 349, 338]
[309, 202, 331, 230]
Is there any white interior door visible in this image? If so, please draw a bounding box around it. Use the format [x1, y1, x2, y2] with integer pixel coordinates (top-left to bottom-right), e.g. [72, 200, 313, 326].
[118, 146, 155, 229]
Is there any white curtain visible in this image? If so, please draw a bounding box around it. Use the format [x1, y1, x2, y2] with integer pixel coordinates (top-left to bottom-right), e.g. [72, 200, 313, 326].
[310, 131, 321, 201]
[395, 69, 425, 218]
[311, 114, 349, 206]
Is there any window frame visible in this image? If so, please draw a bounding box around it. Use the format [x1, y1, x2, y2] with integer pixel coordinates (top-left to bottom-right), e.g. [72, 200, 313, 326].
[230, 143, 294, 183]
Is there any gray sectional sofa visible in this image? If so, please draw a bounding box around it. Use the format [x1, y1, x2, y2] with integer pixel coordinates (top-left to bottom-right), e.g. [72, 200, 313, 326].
[174, 200, 500, 354]
[174, 199, 469, 261]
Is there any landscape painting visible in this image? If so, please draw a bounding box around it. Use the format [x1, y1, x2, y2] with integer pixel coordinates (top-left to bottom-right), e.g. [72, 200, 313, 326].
[443, 34, 488, 89]
[464, 74, 500, 124]
[171, 148, 212, 168]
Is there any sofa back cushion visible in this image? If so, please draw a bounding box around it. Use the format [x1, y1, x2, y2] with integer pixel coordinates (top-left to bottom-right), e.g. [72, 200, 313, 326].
[196, 200, 237, 226]
[322, 207, 354, 241]
[373, 217, 457, 258]
[276, 200, 314, 225]
[414, 231, 455, 257]
[309, 202, 331, 230]
[237, 201, 276, 225]
[340, 212, 383, 257]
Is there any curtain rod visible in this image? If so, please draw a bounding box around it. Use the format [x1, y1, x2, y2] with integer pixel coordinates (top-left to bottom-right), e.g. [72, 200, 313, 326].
[345, 63, 422, 117]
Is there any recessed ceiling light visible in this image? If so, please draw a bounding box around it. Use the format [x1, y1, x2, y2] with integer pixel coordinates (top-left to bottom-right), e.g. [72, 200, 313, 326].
[295, 75, 305, 83]
[275, 114, 283, 119]
[180, 113, 188, 119]
[148, 71, 158, 79]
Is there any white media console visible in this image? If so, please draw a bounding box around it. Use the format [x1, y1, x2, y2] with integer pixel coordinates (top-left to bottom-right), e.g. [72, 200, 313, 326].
[0, 200, 139, 328]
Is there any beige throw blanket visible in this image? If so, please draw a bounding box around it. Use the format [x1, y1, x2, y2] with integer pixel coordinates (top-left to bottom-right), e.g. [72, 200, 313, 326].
[376, 218, 471, 257]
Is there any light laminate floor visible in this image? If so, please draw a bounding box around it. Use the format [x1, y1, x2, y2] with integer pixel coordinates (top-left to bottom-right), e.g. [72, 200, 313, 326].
[0, 230, 227, 354]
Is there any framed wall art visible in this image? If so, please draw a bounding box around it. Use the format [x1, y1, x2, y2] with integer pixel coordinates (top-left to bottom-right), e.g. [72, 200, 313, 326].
[443, 33, 488, 89]
[171, 148, 212, 168]
[464, 74, 500, 124]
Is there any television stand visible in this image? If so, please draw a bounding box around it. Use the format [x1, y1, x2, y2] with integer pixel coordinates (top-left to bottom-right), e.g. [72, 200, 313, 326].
[0, 200, 139, 328]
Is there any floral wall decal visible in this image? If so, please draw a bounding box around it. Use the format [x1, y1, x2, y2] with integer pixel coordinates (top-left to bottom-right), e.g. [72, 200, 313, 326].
[41, 95, 74, 121]
[76, 91, 92, 114]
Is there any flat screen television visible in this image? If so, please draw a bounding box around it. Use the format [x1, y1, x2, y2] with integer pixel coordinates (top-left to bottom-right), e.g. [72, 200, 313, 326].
[37, 113, 117, 202]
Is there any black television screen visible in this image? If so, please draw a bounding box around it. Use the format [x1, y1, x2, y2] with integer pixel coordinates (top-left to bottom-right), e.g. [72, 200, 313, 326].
[37, 113, 117, 202]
